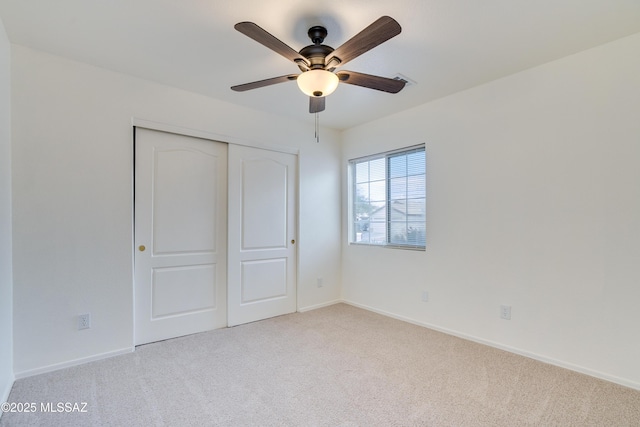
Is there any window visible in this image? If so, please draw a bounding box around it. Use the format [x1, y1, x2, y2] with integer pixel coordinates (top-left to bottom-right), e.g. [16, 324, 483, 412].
[349, 145, 426, 249]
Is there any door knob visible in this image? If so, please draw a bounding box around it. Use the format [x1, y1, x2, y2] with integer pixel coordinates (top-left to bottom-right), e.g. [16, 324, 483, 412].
[139, 245, 146, 252]
[291, 240, 295, 244]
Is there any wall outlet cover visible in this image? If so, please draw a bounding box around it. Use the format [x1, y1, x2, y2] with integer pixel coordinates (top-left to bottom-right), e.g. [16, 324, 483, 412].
[500, 305, 512, 320]
[78, 313, 91, 330]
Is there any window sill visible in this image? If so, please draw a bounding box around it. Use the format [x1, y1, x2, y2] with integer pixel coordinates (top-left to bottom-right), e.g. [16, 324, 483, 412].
[349, 242, 425, 251]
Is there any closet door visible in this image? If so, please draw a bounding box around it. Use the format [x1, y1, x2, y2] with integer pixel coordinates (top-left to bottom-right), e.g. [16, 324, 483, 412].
[134, 128, 227, 345]
[227, 144, 297, 326]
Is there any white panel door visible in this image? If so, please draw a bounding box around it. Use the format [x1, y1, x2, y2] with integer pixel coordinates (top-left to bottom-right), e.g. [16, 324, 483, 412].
[135, 128, 227, 345]
[228, 144, 297, 326]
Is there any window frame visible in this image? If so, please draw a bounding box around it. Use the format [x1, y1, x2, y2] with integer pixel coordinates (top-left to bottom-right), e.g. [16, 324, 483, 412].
[348, 144, 426, 251]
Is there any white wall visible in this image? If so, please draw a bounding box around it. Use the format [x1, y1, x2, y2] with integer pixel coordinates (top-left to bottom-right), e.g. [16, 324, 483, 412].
[0, 15, 14, 403]
[11, 45, 342, 375]
[342, 33, 640, 389]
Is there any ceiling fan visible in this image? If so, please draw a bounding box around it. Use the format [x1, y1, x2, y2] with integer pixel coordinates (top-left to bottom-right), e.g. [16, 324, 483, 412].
[231, 16, 406, 114]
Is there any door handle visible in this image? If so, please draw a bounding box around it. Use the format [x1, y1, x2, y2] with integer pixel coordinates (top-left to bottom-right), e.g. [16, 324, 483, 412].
[139, 245, 146, 252]
[291, 240, 295, 244]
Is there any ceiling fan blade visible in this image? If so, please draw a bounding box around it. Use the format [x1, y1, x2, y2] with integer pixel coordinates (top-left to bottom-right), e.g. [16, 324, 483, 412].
[309, 96, 325, 113]
[231, 74, 298, 92]
[325, 16, 401, 68]
[235, 22, 309, 68]
[337, 71, 405, 93]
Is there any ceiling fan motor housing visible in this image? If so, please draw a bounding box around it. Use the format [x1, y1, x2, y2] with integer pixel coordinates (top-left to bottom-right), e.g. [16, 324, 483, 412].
[298, 26, 335, 71]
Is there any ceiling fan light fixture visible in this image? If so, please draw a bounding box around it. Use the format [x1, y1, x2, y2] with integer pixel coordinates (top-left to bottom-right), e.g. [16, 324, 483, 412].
[297, 69, 339, 97]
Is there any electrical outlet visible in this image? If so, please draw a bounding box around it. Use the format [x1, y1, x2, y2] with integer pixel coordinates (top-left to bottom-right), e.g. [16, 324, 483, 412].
[500, 305, 511, 320]
[421, 291, 429, 302]
[317, 277, 324, 288]
[78, 313, 91, 330]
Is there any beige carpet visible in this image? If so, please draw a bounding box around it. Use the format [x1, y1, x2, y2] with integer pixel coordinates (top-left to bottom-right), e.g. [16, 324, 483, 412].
[2, 303, 639, 426]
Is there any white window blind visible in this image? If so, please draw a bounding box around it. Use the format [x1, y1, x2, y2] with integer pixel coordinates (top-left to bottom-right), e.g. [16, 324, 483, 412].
[350, 145, 425, 249]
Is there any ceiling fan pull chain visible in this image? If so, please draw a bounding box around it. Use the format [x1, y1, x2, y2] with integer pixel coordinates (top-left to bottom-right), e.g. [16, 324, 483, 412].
[315, 112, 320, 143]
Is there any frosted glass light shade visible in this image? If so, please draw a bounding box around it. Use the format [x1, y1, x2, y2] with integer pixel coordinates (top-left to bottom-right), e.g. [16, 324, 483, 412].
[297, 70, 339, 97]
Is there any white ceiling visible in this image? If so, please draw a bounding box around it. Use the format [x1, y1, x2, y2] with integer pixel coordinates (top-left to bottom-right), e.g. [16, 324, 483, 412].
[2, 0, 640, 130]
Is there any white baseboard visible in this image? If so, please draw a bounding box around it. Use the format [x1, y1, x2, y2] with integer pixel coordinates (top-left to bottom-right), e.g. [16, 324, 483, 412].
[10, 302, 639, 391]
[13, 347, 134, 380]
[298, 299, 343, 313]
[342, 299, 640, 391]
